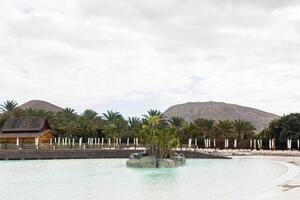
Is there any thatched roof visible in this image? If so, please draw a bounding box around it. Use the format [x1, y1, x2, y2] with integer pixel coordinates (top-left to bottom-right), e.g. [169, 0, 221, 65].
[0, 133, 41, 138]
[0, 117, 51, 133]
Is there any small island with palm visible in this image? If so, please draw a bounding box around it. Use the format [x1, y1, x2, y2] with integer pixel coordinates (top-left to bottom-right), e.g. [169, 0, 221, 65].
[126, 110, 186, 168]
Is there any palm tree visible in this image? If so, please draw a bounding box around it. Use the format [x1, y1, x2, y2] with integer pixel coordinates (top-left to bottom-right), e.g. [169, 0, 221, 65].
[79, 109, 102, 138]
[62, 108, 77, 119]
[102, 110, 127, 138]
[143, 109, 166, 128]
[139, 111, 179, 160]
[81, 109, 98, 120]
[52, 107, 78, 137]
[216, 119, 233, 138]
[128, 117, 142, 128]
[194, 118, 215, 138]
[102, 110, 123, 122]
[0, 100, 18, 112]
[126, 117, 142, 138]
[232, 119, 256, 140]
[178, 122, 197, 143]
[169, 116, 185, 129]
[58, 120, 80, 137]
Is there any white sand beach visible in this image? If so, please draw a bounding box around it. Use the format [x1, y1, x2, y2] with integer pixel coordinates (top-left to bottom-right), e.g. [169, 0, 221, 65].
[212, 150, 300, 200]
[251, 156, 300, 200]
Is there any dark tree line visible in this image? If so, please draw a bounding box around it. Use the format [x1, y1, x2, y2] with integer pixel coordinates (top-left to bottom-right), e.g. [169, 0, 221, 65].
[0, 100, 258, 142]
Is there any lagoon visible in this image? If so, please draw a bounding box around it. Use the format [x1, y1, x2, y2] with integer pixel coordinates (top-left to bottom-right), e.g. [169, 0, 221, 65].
[0, 158, 296, 200]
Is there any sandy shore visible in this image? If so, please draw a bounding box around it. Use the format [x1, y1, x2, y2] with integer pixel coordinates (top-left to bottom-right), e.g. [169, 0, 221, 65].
[246, 156, 300, 200]
[210, 149, 300, 200]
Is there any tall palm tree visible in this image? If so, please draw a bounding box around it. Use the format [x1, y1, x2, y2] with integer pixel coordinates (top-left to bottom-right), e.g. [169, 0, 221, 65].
[102, 110, 123, 122]
[143, 109, 166, 128]
[61, 107, 77, 120]
[216, 119, 233, 138]
[52, 107, 78, 137]
[178, 122, 197, 143]
[143, 109, 165, 129]
[102, 110, 127, 138]
[79, 109, 102, 138]
[0, 100, 18, 112]
[126, 117, 142, 138]
[58, 120, 80, 137]
[169, 116, 185, 129]
[232, 119, 256, 140]
[194, 118, 215, 138]
[128, 117, 142, 129]
[81, 109, 98, 120]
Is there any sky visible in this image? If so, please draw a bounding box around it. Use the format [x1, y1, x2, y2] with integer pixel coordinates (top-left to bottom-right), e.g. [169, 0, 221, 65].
[0, 0, 300, 117]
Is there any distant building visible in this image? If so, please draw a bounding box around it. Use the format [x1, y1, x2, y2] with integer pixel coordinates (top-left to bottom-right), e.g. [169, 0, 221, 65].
[0, 117, 55, 144]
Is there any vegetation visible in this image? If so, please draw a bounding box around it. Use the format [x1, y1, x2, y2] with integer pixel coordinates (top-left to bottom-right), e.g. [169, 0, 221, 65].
[2, 100, 300, 151]
[261, 113, 300, 141]
[0, 100, 265, 145]
[139, 110, 178, 159]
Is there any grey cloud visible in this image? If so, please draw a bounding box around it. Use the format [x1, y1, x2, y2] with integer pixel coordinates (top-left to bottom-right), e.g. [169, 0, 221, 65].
[0, 0, 300, 116]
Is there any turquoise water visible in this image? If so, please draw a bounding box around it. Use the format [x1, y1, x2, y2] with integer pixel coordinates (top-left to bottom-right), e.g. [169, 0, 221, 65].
[0, 158, 291, 200]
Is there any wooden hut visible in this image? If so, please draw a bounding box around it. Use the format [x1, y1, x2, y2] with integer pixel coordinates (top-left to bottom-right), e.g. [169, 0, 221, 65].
[0, 117, 55, 145]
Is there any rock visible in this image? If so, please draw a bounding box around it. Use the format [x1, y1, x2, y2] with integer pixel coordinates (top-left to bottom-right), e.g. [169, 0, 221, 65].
[172, 154, 186, 166]
[157, 159, 175, 168]
[126, 156, 157, 168]
[126, 154, 186, 168]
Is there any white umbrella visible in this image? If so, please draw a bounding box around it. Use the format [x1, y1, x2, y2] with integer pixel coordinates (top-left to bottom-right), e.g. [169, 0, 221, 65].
[234, 139, 237, 148]
[50, 138, 52, 146]
[127, 138, 129, 147]
[272, 139, 275, 150]
[72, 138, 75, 147]
[101, 137, 104, 147]
[108, 138, 111, 146]
[16, 137, 19, 146]
[287, 139, 292, 150]
[79, 137, 82, 146]
[58, 137, 60, 145]
[136, 138, 139, 147]
[213, 139, 216, 148]
[297, 140, 300, 150]
[188, 138, 192, 148]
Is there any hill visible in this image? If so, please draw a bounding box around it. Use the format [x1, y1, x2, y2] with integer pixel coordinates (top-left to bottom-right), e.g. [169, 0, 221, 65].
[19, 100, 64, 113]
[164, 101, 279, 131]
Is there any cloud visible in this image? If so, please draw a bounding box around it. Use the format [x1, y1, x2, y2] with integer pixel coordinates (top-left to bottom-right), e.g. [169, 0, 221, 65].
[0, 0, 300, 117]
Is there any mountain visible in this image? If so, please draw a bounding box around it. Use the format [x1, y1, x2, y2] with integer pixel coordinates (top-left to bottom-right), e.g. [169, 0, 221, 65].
[164, 101, 279, 131]
[19, 100, 64, 113]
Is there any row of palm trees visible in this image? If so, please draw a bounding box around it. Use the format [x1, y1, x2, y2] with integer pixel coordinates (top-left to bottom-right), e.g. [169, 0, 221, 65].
[0, 100, 257, 142]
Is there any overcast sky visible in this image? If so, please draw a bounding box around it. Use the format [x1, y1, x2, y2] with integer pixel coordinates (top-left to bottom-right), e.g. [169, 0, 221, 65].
[1, 0, 300, 117]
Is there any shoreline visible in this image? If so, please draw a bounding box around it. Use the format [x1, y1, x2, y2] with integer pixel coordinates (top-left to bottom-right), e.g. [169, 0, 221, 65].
[231, 156, 300, 200]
